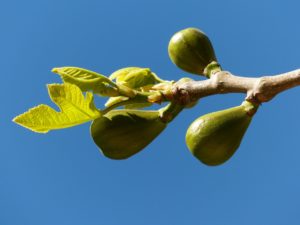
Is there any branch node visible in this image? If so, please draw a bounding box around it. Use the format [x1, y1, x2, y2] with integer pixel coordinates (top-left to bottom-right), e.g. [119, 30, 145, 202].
[165, 69, 300, 106]
[171, 85, 192, 105]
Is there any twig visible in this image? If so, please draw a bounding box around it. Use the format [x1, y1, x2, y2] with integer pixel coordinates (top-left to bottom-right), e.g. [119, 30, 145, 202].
[167, 69, 300, 105]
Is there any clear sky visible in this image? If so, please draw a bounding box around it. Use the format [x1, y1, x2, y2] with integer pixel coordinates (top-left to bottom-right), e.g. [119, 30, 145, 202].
[2, 0, 300, 225]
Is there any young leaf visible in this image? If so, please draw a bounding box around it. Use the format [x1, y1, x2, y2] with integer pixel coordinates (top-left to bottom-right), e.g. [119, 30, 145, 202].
[52, 67, 119, 96]
[124, 103, 152, 109]
[109, 67, 162, 90]
[110, 67, 140, 81]
[13, 83, 101, 133]
[105, 96, 129, 108]
[104, 95, 152, 109]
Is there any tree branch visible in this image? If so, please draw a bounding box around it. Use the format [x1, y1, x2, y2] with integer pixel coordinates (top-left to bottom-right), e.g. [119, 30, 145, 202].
[167, 69, 300, 105]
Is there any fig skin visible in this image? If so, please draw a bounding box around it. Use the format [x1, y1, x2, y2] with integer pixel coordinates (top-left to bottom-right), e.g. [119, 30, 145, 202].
[186, 101, 257, 166]
[90, 110, 166, 159]
[168, 28, 217, 76]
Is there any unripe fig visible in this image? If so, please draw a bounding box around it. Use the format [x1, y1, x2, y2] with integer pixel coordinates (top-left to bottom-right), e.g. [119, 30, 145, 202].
[168, 28, 218, 77]
[186, 101, 258, 166]
[90, 110, 166, 159]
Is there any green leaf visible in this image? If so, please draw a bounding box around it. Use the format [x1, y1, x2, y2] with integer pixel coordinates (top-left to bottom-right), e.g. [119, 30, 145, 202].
[124, 103, 152, 109]
[109, 67, 161, 90]
[109, 67, 140, 81]
[105, 96, 129, 108]
[13, 83, 101, 133]
[52, 67, 119, 96]
[104, 96, 152, 109]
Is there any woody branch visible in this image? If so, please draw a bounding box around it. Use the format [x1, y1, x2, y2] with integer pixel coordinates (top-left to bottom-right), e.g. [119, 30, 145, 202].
[167, 69, 300, 105]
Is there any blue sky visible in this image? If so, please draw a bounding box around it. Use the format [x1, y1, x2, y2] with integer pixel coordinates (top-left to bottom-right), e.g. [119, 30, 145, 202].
[2, 0, 300, 224]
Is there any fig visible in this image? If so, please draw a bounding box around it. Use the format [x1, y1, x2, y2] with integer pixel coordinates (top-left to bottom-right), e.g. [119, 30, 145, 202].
[185, 101, 258, 166]
[168, 28, 218, 77]
[90, 109, 166, 159]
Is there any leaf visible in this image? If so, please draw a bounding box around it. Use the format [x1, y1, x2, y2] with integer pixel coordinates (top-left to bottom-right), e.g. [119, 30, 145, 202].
[105, 96, 129, 108]
[109, 67, 140, 80]
[52, 67, 119, 96]
[109, 67, 160, 90]
[124, 103, 152, 109]
[104, 96, 152, 109]
[13, 83, 101, 133]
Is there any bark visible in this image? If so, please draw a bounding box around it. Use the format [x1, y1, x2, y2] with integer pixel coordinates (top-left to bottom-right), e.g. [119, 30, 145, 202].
[167, 69, 300, 105]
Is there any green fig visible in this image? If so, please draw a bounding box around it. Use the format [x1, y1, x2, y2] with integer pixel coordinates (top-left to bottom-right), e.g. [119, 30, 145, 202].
[168, 28, 219, 77]
[186, 101, 258, 166]
[90, 109, 166, 159]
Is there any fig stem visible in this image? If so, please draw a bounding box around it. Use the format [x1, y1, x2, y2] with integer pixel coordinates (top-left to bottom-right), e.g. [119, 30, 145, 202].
[242, 100, 259, 117]
[203, 61, 222, 78]
[159, 102, 184, 123]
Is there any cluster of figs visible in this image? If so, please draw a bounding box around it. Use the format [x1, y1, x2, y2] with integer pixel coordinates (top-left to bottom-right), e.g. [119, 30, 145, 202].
[91, 28, 259, 166]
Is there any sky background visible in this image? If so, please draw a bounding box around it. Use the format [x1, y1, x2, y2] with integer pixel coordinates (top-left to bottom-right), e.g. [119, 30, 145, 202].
[2, 0, 300, 225]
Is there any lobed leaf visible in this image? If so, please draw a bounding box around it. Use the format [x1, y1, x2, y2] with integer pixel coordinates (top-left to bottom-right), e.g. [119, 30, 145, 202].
[13, 83, 101, 133]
